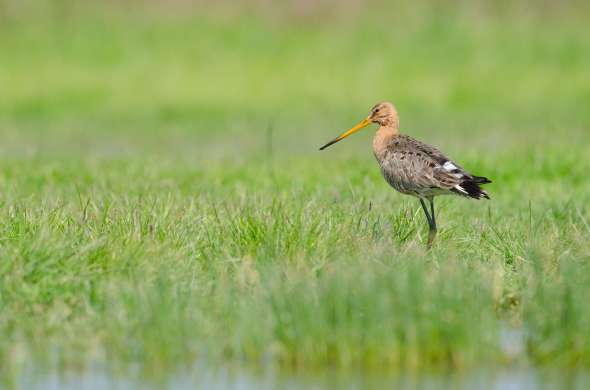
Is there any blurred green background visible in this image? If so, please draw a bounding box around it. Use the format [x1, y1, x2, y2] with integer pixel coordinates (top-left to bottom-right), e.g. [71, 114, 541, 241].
[1, 0, 590, 385]
[1, 0, 589, 161]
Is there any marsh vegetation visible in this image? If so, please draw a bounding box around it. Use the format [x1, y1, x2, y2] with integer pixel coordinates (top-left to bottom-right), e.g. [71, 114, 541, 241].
[0, 0, 589, 385]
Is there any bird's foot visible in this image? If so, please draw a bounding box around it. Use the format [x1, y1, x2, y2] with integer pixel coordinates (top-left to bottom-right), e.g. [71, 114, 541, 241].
[427, 229, 437, 249]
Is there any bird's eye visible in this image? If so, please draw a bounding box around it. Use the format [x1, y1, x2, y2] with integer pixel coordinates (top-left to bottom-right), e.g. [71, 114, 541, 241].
[374, 108, 380, 113]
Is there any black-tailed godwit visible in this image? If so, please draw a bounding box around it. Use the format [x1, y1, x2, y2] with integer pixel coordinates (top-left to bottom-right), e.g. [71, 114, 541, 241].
[320, 102, 491, 246]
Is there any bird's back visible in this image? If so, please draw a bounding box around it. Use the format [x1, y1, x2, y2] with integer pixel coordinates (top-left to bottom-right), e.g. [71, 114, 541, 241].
[375, 134, 491, 199]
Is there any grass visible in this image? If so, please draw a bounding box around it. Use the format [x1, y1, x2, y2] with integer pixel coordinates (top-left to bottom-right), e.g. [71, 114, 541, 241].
[1, 0, 590, 383]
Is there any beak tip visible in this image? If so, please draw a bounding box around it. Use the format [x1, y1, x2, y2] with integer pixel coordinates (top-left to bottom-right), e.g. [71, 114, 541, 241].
[319, 118, 371, 153]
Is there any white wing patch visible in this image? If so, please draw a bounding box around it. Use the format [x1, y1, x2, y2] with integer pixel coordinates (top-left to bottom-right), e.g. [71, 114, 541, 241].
[454, 185, 468, 194]
[442, 161, 464, 178]
[443, 161, 458, 171]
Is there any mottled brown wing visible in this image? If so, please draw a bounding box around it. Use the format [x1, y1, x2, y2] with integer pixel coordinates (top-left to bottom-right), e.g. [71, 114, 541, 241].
[381, 135, 490, 198]
[380, 148, 459, 196]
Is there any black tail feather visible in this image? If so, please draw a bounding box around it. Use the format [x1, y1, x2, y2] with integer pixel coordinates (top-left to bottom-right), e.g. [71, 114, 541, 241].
[452, 177, 491, 200]
[472, 175, 492, 184]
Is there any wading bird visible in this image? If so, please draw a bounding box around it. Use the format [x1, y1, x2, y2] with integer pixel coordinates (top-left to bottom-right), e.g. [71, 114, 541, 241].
[320, 102, 491, 246]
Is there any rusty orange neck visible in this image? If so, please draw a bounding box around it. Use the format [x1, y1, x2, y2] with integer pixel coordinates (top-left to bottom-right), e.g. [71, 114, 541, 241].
[373, 125, 399, 161]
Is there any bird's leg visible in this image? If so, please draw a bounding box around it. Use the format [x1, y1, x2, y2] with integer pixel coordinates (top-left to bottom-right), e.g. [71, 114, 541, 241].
[427, 197, 437, 247]
[419, 198, 433, 226]
[419, 198, 437, 248]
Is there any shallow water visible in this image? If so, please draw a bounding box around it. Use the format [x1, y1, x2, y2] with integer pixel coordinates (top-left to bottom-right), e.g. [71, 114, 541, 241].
[14, 367, 590, 390]
[8, 326, 585, 389]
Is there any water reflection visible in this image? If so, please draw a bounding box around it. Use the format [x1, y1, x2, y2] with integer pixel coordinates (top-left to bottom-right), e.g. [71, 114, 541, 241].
[17, 366, 589, 390]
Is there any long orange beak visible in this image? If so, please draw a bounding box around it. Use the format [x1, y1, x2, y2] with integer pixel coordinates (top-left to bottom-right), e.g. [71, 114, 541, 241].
[319, 118, 372, 150]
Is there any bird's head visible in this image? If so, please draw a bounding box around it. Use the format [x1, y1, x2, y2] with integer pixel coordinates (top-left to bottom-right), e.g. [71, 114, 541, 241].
[320, 101, 399, 150]
[368, 102, 399, 127]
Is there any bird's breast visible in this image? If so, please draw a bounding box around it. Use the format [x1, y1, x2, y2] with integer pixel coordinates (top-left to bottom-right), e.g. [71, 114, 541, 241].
[372, 127, 399, 163]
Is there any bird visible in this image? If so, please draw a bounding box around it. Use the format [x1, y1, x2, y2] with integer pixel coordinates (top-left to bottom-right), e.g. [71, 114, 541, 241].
[319, 102, 491, 247]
